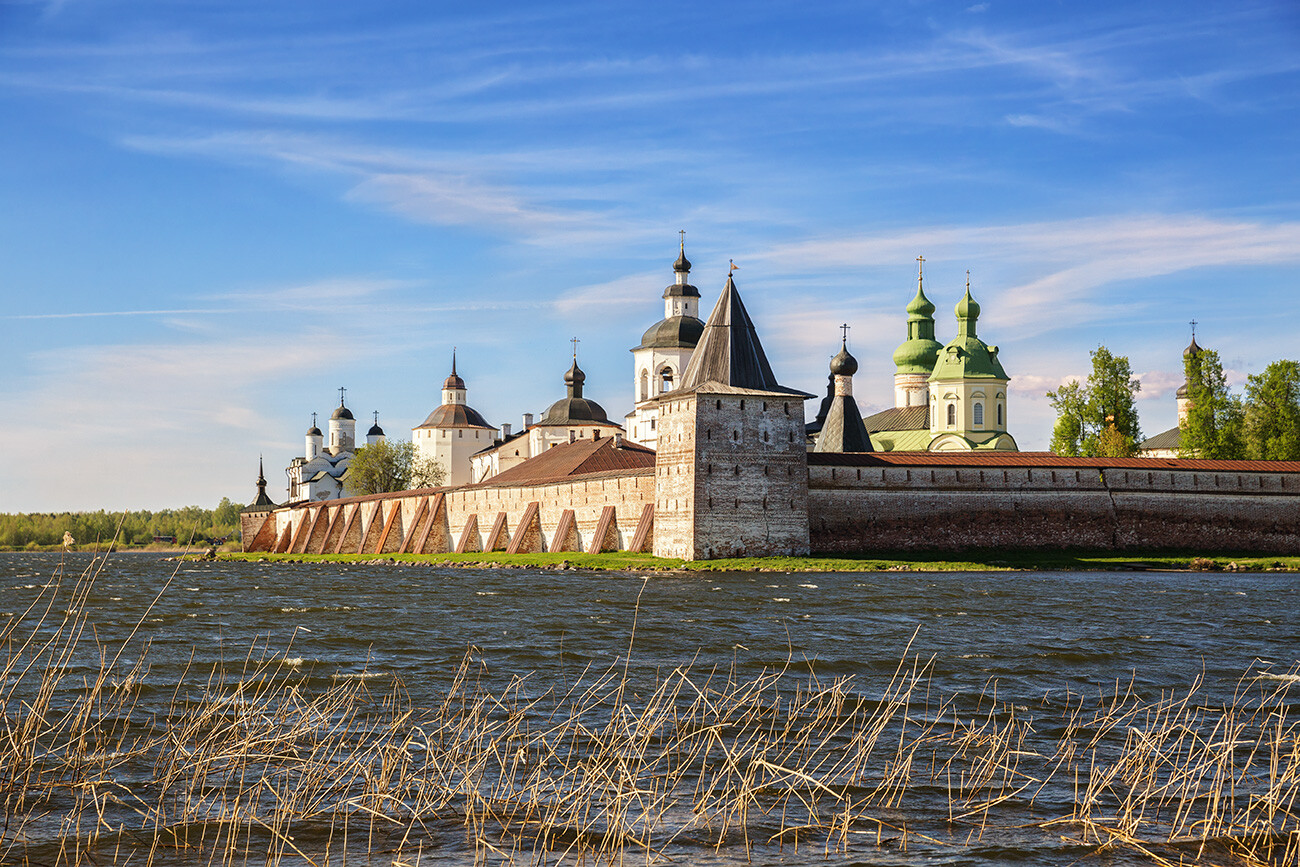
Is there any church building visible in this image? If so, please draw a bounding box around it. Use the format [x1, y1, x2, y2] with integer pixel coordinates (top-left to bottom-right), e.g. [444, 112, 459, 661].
[412, 353, 498, 486]
[286, 393, 383, 502]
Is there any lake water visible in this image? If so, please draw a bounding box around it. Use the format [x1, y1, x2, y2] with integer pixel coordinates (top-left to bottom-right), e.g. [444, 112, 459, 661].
[3, 552, 1298, 866]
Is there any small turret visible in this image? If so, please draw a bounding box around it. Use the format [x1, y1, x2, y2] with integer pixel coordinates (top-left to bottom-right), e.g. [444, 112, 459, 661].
[815, 329, 872, 453]
[1176, 328, 1204, 423]
[367, 411, 386, 446]
[305, 413, 323, 460]
[328, 388, 356, 454]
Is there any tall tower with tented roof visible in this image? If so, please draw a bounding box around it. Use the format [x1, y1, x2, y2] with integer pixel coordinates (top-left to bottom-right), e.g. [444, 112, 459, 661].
[626, 238, 706, 448]
[654, 269, 813, 559]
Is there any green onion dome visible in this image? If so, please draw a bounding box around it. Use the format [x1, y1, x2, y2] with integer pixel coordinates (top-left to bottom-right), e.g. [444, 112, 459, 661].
[892, 286, 942, 374]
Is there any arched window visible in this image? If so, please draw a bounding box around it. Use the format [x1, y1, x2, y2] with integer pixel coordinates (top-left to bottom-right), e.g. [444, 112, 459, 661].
[946, 403, 956, 427]
[973, 402, 984, 426]
[660, 367, 674, 393]
[639, 370, 649, 401]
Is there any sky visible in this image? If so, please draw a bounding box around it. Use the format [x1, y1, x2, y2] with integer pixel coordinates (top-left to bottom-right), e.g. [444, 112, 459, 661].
[1, 0, 1298, 512]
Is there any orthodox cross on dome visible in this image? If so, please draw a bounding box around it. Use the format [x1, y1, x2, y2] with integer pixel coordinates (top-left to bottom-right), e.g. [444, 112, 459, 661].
[338, 386, 346, 406]
[311, 412, 317, 428]
[679, 228, 686, 245]
[966, 269, 971, 291]
[1189, 319, 1198, 338]
[373, 410, 379, 425]
[571, 336, 580, 359]
[840, 322, 850, 345]
[917, 254, 925, 285]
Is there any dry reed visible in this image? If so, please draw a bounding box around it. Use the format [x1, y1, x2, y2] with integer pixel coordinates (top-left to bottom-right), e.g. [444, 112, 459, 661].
[1, 557, 1296, 866]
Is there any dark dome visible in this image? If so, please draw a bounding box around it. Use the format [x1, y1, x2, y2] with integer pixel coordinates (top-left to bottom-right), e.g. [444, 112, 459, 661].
[637, 315, 704, 350]
[540, 396, 609, 425]
[1176, 383, 1189, 399]
[1184, 335, 1203, 358]
[674, 246, 691, 273]
[331, 405, 354, 421]
[415, 404, 494, 430]
[444, 372, 465, 390]
[367, 423, 385, 436]
[830, 344, 859, 376]
[307, 425, 323, 436]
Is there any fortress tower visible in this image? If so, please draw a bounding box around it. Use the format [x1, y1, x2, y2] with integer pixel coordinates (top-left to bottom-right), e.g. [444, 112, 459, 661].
[653, 272, 812, 559]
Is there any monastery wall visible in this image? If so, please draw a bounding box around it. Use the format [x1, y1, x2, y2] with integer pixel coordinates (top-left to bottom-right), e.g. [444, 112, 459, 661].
[242, 470, 656, 557]
[808, 463, 1300, 553]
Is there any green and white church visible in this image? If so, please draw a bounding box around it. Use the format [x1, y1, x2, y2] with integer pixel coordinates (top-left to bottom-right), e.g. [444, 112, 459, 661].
[858, 260, 1017, 452]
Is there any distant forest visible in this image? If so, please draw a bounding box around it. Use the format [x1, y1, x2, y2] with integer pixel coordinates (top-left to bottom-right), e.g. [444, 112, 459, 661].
[0, 500, 243, 550]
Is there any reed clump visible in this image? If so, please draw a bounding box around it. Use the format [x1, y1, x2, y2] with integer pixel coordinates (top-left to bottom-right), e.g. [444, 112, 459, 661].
[1, 558, 1297, 865]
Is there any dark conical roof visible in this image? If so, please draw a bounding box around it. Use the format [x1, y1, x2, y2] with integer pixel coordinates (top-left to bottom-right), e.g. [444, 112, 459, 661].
[243, 457, 277, 512]
[812, 396, 873, 454]
[677, 275, 807, 396]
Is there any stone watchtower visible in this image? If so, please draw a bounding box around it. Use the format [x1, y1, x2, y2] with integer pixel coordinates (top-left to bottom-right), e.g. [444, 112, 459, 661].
[653, 272, 813, 559]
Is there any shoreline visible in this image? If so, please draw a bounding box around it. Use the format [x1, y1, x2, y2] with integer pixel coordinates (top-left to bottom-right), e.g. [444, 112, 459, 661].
[212, 550, 1300, 573]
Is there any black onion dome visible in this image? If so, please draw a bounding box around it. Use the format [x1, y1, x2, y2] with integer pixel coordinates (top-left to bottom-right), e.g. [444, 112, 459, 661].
[331, 404, 354, 421]
[1184, 335, 1203, 358]
[637, 315, 705, 350]
[307, 424, 323, 436]
[564, 359, 586, 388]
[540, 395, 610, 425]
[1176, 382, 1189, 399]
[367, 423, 385, 436]
[674, 245, 691, 273]
[830, 343, 859, 376]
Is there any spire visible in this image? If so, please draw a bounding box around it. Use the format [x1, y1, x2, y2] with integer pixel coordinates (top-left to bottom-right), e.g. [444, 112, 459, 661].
[893, 256, 942, 376]
[248, 456, 276, 509]
[955, 271, 980, 338]
[443, 349, 466, 391]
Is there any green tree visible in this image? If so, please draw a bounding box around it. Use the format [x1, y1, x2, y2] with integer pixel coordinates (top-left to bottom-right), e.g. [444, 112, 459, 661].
[344, 440, 446, 496]
[1047, 380, 1085, 456]
[1046, 346, 1142, 457]
[1180, 348, 1245, 459]
[1243, 359, 1300, 460]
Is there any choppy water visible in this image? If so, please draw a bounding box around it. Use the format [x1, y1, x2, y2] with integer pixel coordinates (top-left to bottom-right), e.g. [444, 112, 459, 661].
[3, 552, 1298, 866]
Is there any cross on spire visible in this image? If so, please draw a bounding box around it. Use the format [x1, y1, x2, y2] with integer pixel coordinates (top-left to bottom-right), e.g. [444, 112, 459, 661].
[571, 336, 580, 359]
[338, 386, 346, 406]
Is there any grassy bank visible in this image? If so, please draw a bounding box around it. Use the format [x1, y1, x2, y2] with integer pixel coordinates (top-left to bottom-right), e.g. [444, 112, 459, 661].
[217, 549, 1300, 572]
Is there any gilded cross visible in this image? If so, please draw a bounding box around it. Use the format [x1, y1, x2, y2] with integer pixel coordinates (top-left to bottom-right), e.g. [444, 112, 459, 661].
[679, 229, 686, 245]
[917, 254, 925, 280]
[571, 336, 580, 359]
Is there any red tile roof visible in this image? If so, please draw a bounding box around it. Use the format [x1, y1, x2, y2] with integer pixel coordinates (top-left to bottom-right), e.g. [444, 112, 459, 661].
[475, 435, 656, 488]
[808, 451, 1300, 473]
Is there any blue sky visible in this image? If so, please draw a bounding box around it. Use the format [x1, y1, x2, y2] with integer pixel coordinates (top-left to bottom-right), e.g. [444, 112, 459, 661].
[2, 0, 1298, 511]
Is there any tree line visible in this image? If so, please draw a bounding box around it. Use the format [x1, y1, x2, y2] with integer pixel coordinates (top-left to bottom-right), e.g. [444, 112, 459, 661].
[1048, 347, 1300, 460]
[0, 499, 244, 550]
